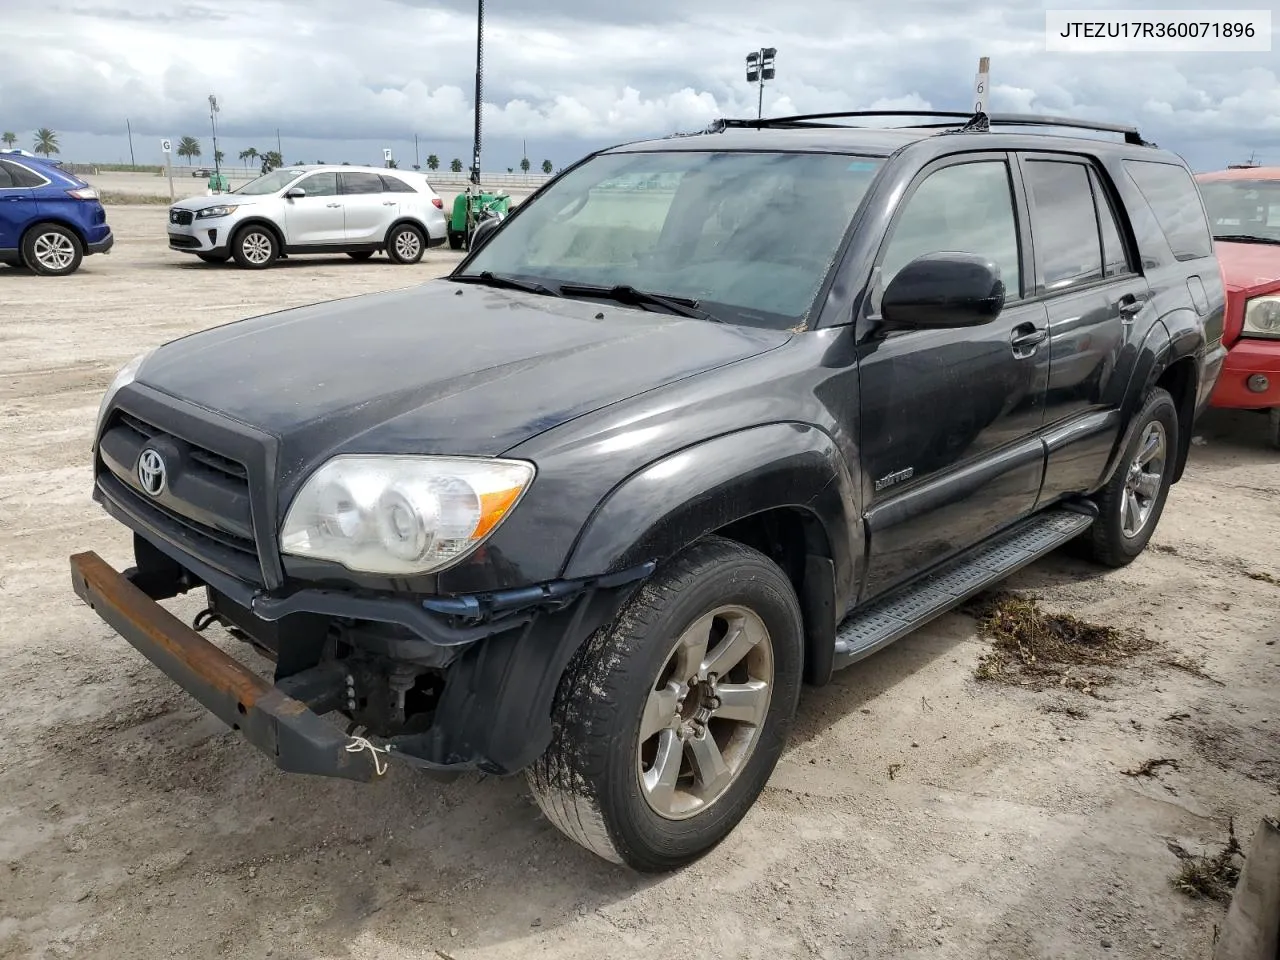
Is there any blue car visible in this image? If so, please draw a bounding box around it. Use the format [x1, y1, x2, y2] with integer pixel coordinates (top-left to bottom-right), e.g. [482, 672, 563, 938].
[0, 154, 114, 276]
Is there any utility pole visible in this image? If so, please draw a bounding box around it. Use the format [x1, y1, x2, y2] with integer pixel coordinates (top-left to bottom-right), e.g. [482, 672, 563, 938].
[471, 0, 484, 186]
[208, 94, 221, 185]
[414, 133, 420, 169]
[126, 118, 136, 168]
[745, 47, 777, 120]
[276, 128, 282, 159]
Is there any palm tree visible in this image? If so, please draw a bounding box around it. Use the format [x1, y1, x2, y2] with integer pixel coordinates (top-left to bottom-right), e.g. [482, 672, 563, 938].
[260, 151, 283, 174]
[450, 158, 463, 173]
[1, 132, 16, 149]
[213, 149, 224, 166]
[426, 154, 440, 172]
[33, 128, 60, 158]
[239, 146, 258, 170]
[176, 136, 201, 165]
[541, 159, 553, 174]
[520, 157, 530, 175]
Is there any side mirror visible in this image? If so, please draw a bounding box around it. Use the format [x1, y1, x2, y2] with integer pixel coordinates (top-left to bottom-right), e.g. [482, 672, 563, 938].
[285, 187, 306, 199]
[881, 252, 1006, 329]
[470, 215, 502, 251]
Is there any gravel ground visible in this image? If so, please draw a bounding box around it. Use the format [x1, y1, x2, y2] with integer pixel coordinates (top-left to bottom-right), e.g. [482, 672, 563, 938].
[0, 205, 1277, 960]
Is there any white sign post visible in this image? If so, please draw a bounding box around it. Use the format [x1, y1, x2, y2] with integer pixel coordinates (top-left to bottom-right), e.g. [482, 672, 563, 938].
[161, 139, 174, 202]
[383, 147, 393, 167]
[973, 56, 990, 115]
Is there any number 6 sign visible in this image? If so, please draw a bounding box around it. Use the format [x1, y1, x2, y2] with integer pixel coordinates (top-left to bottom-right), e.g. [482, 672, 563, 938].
[973, 56, 990, 114]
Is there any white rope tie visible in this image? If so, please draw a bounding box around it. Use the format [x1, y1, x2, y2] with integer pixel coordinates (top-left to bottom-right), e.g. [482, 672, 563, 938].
[345, 735, 390, 776]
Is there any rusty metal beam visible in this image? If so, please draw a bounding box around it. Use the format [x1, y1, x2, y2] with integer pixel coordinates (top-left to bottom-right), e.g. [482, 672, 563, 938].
[70, 551, 376, 782]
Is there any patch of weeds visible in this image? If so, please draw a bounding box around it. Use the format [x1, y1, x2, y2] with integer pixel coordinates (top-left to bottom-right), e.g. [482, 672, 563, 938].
[1122, 757, 1179, 778]
[1170, 819, 1243, 903]
[971, 592, 1152, 695]
[1040, 702, 1089, 720]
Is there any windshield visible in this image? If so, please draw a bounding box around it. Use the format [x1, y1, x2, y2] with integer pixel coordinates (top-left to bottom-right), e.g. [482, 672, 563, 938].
[1199, 178, 1280, 243]
[458, 150, 884, 328]
[233, 168, 307, 196]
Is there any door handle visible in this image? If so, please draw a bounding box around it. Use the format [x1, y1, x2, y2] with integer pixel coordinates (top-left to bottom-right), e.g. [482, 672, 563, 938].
[1010, 323, 1048, 356]
[382, 200, 396, 206]
[1117, 294, 1146, 321]
[326, 202, 341, 208]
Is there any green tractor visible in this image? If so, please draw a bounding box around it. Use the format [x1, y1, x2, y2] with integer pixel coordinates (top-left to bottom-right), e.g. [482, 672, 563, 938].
[447, 185, 512, 250]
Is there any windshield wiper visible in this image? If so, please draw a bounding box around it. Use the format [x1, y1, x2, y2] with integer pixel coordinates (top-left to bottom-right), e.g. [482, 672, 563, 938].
[557, 283, 716, 320]
[453, 271, 560, 296]
[1214, 234, 1280, 245]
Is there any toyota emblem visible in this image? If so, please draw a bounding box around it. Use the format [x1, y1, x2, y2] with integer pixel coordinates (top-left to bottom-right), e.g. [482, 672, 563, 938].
[137, 448, 168, 497]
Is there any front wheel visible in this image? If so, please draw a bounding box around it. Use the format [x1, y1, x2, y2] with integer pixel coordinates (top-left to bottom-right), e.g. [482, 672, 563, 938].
[527, 536, 803, 872]
[1082, 386, 1179, 567]
[386, 224, 424, 264]
[447, 229, 464, 251]
[1268, 408, 1280, 451]
[230, 225, 278, 269]
[22, 223, 83, 276]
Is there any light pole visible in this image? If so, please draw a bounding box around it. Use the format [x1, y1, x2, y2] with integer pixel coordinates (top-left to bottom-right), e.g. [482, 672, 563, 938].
[471, 0, 485, 186]
[208, 94, 221, 183]
[745, 47, 776, 120]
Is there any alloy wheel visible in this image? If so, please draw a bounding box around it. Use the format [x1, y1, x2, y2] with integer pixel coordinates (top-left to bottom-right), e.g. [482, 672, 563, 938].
[33, 232, 76, 272]
[394, 229, 422, 261]
[1122, 420, 1167, 538]
[242, 232, 273, 265]
[637, 604, 774, 820]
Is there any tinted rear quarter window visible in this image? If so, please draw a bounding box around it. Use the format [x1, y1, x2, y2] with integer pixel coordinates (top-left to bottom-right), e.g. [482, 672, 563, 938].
[1123, 160, 1214, 261]
[380, 175, 417, 193]
[0, 163, 14, 189]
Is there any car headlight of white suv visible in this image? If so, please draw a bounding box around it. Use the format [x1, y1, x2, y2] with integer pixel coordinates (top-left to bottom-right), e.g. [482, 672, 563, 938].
[280, 455, 536, 575]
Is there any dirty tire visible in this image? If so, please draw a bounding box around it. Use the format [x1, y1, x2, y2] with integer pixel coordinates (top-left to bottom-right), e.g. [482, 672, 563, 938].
[1083, 386, 1179, 567]
[447, 229, 464, 251]
[230, 225, 278, 269]
[22, 223, 83, 276]
[347, 250, 374, 261]
[386, 223, 425, 264]
[1268, 407, 1280, 451]
[527, 535, 804, 872]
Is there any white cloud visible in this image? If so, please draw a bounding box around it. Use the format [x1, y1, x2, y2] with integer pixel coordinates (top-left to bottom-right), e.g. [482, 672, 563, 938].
[0, 0, 1276, 170]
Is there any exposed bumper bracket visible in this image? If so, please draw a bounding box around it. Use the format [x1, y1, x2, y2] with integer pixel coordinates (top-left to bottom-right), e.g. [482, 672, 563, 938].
[70, 551, 379, 782]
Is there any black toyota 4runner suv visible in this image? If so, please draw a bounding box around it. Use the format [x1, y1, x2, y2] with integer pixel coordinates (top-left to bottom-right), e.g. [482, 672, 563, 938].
[73, 110, 1226, 872]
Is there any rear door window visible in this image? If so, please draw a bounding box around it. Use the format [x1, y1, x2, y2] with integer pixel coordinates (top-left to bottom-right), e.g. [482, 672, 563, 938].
[296, 172, 338, 197]
[1123, 160, 1214, 260]
[0, 163, 15, 189]
[1022, 159, 1105, 291]
[339, 172, 384, 195]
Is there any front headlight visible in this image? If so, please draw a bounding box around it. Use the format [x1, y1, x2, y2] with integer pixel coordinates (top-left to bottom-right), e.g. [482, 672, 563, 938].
[1242, 295, 1280, 339]
[196, 205, 239, 219]
[94, 351, 152, 442]
[279, 455, 536, 575]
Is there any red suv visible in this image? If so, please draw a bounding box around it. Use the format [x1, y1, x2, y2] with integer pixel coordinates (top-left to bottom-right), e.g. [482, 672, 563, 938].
[1196, 166, 1280, 447]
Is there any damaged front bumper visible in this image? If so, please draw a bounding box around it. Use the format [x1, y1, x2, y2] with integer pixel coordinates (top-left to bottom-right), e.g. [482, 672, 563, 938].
[69, 548, 651, 782]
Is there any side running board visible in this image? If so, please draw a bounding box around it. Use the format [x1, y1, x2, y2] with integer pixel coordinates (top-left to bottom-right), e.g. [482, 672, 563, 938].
[832, 506, 1096, 671]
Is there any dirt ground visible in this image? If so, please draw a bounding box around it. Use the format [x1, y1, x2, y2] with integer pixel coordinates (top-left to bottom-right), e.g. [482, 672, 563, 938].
[1, 205, 1277, 960]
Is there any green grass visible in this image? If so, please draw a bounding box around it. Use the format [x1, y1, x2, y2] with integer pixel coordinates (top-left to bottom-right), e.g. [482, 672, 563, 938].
[99, 191, 171, 206]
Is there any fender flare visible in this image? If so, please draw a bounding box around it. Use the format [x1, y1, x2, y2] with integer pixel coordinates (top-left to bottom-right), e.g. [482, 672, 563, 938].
[383, 216, 431, 245]
[229, 217, 285, 251]
[561, 422, 862, 686]
[1102, 310, 1201, 487]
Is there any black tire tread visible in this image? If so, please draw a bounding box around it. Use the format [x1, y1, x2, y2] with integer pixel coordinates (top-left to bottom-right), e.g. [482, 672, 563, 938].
[1084, 386, 1178, 567]
[526, 535, 802, 871]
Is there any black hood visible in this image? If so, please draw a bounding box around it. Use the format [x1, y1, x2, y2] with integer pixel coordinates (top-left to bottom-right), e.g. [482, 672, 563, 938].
[137, 279, 791, 477]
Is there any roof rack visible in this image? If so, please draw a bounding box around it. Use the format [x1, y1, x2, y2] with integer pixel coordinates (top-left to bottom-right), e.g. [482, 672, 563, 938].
[705, 110, 1153, 147]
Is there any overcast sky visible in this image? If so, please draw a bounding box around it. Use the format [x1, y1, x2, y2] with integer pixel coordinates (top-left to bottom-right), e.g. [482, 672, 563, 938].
[1, 0, 1276, 173]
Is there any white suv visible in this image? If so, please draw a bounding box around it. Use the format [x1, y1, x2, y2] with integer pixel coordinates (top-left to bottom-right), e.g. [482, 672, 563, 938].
[166, 165, 449, 269]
